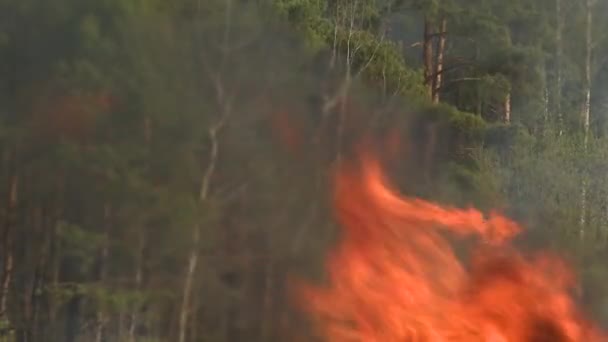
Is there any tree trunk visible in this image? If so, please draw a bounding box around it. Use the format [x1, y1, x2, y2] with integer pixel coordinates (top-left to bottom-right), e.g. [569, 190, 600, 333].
[129, 116, 152, 342]
[178, 227, 199, 342]
[23, 206, 45, 342]
[475, 44, 482, 115]
[555, 0, 563, 135]
[579, 0, 592, 239]
[0, 148, 18, 322]
[423, 16, 434, 99]
[35, 206, 53, 340]
[95, 204, 111, 342]
[177, 119, 225, 342]
[583, 0, 592, 148]
[543, 64, 550, 133]
[47, 177, 64, 341]
[33, 208, 49, 341]
[503, 90, 511, 124]
[432, 18, 447, 104]
[128, 229, 145, 342]
[180, 0, 234, 339]
[335, 0, 356, 164]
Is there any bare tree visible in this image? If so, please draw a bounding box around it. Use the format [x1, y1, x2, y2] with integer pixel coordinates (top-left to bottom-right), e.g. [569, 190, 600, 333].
[322, 0, 386, 162]
[432, 18, 447, 104]
[504, 90, 511, 124]
[555, 0, 564, 135]
[177, 2, 233, 341]
[579, 0, 593, 239]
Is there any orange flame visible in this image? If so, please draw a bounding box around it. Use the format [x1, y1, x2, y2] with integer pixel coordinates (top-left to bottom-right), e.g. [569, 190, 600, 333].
[296, 154, 606, 341]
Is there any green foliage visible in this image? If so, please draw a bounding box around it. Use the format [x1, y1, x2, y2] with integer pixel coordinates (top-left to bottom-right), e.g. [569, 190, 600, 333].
[272, 0, 332, 50]
[58, 221, 103, 274]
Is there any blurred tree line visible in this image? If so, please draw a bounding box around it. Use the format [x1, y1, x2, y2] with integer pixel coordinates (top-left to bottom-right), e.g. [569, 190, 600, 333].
[0, 0, 608, 341]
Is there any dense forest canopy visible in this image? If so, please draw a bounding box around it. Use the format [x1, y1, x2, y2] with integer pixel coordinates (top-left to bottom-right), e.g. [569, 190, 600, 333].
[0, 0, 608, 341]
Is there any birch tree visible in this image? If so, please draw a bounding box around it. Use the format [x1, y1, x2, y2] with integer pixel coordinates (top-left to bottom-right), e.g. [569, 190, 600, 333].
[579, 0, 593, 239]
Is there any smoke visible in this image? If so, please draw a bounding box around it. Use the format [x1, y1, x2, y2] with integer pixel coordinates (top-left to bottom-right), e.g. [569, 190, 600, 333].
[4, 0, 608, 340]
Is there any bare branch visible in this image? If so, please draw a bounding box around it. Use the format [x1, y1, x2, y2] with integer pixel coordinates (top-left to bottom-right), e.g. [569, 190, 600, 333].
[355, 31, 386, 79]
[178, 1, 234, 341]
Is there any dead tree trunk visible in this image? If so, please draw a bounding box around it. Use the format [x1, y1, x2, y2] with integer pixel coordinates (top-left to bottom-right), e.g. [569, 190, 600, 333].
[579, 0, 592, 239]
[503, 90, 511, 124]
[555, 0, 564, 135]
[432, 18, 447, 104]
[543, 65, 550, 133]
[177, 116, 225, 342]
[178, 1, 232, 340]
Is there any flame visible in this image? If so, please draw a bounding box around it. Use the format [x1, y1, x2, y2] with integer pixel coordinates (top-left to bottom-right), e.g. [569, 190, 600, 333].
[296, 154, 606, 341]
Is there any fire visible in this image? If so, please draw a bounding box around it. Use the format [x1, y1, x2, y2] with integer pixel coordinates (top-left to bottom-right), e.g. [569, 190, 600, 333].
[296, 154, 606, 341]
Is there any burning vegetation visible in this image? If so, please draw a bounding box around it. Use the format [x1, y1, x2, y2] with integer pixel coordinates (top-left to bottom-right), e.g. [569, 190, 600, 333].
[295, 153, 607, 341]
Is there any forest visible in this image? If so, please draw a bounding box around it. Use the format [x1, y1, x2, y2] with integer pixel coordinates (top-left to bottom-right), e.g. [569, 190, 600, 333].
[1, 0, 608, 341]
